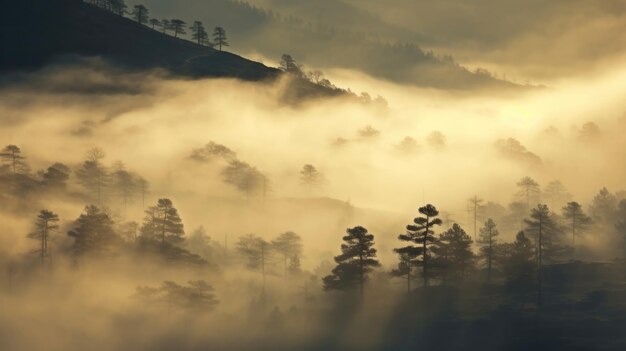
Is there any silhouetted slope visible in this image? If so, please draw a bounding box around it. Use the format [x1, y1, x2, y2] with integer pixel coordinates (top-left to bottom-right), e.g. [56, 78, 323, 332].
[140, 0, 521, 90]
[1, 0, 280, 81]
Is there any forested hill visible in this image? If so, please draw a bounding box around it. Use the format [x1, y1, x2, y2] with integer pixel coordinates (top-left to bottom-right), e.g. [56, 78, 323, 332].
[1, 0, 280, 81]
[0, 0, 345, 102]
[139, 0, 522, 90]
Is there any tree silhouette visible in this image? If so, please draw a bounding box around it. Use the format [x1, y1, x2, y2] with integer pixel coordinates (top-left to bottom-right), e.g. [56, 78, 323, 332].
[27, 210, 60, 267]
[221, 160, 266, 200]
[300, 164, 322, 188]
[190, 21, 208, 45]
[395, 204, 442, 288]
[138, 177, 149, 210]
[136, 280, 218, 311]
[149, 18, 161, 30]
[476, 218, 499, 282]
[110, 0, 127, 15]
[431, 223, 475, 283]
[236, 234, 271, 295]
[111, 162, 137, 214]
[525, 204, 567, 307]
[170, 19, 187, 38]
[391, 251, 416, 293]
[589, 187, 617, 223]
[467, 195, 485, 239]
[42, 163, 70, 189]
[0, 144, 29, 175]
[212, 27, 229, 50]
[562, 201, 592, 247]
[615, 200, 626, 257]
[287, 254, 302, 275]
[67, 206, 121, 258]
[500, 231, 536, 307]
[190, 141, 237, 162]
[271, 231, 303, 275]
[131, 5, 149, 25]
[140, 198, 185, 246]
[516, 177, 540, 209]
[543, 180, 570, 209]
[161, 19, 171, 34]
[75, 148, 108, 205]
[323, 226, 380, 299]
[279, 54, 304, 78]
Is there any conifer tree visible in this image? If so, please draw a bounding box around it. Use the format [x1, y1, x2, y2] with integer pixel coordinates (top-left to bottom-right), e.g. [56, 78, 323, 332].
[525, 204, 567, 307]
[67, 206, 121, 258]
[516, 176, 540, 209]
[431, 223, 475, 283]
[236, 234, 271, 294]
[27, 210, 60, 267]
[0, 144, 29, 175]
[170, 19, 187, 38]
[562, 201, 592, 246]
[500, 231, 536, 307]
[271, 231, 303, 275]
[190, 21, 208, 45]
[477, 218, 499, 282]
[212, 27, 229, 51]
[467, 195, 485, 239]
[140, 198, 185, 246]
[131, 5, 149, 24]
[75, 148, 108, 205]
[323, 226, 380, 298]
[395, 204, 442, 288]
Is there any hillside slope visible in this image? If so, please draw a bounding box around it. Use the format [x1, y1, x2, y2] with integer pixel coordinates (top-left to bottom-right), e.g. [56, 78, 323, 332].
[1, 0, 281, 81]
[139, 0, 520, 90]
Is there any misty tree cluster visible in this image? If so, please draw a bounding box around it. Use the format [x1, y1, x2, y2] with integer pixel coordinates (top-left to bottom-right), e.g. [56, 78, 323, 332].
[5, 142, 626, 346]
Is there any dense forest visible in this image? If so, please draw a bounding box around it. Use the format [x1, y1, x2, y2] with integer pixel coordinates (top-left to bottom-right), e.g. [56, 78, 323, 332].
[2, 139, 626, 350]
[2, 1, 626, 350]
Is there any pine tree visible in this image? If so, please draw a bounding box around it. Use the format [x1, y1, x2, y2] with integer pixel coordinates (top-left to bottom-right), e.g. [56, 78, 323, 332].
[212, 26, 229, 51]
[67, 206, 121, 258]
[500, 231, 536, 307]
[170, 19, 187, 38]
[467, 195, 485, 239]
[562, 201, 592, 247]
[221, 160, 266, 200]
[516, 176, 540, 209]
[140, 198, 185, 246]
[0, 144, 29, 175]
[110, 0, 127, 15]
[27, 210, 60, 267]
[236, 234, 271, 295]
[589, 187, 617, 223]
[131, 5, 149, 25]
[190, 21, 209, 45]
[323, 226, 380, 298]
[111, 162, 137, 215]
[431, 223, 475, 283]
[615, 200, 626, 258]
[161, 19, 171, 34]
[75, 148, 108, 205]
[271, 231, 302, 275]
[300, 164, 322, 188]
[287, 254, 302, 275]
[395, 204, 442, 288]
[543, 180, 570, 209]
[525, 204, 567, 307]
[149, 18, 161, 30]
[279, 54, 304, 78]
[42, 163, 70, 189]
[476, 218, 499, 282]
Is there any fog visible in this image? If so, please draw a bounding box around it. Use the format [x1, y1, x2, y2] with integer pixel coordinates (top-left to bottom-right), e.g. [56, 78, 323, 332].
[2, 56, 626, 350]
